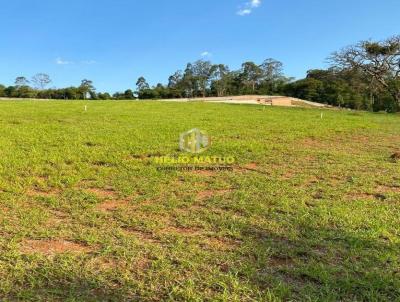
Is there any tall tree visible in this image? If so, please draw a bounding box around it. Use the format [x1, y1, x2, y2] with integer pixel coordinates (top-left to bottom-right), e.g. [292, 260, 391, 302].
[331, 35, 400, 105]
[168, 71, 183, 88]
[182, 63, 196, 98]
[31, 73, 51, 90]
[192, 60, 212, 97]
[136, 77, 150, 92]
[15, 76, 30, 87]
[260, 59, 284, 82]
[79, 79, 96, 99]
[210, 64, 231, 97]
[240, 62, 263, 92]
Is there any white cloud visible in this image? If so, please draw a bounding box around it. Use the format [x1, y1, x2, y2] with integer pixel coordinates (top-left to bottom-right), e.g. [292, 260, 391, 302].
[201, 51, 212, 57]
[56, 57, 73, 65]
[237, 0, 261, 16]
[237, 8, 252, 16]
[55, 58, 97, 65]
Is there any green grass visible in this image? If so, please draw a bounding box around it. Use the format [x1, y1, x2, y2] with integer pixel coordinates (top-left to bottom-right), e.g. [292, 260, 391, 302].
[0, 100, 399, 301]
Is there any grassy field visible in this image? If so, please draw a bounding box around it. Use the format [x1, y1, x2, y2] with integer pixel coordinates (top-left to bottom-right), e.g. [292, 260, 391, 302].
[0, 100, 399, 301]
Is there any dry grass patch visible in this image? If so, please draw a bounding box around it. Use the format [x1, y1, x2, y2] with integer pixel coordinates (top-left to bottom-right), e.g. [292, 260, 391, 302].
[196, 189, 232, 200]
[243, 162, 259, 171]
[202, 237, 242, 251]
[46, 210, 70, 227]
[346, 183, 400, 202]
[281, 170, 297, 180]
[235, 162, 262, 173]
[96, 199, 130, 212]
[88, 257, 120, 271]
[299, 134, 400, 155]
[86, 188, 118, 199]
[21, 239, 93, 255]
[26, 188, 60, 198]
[347, 192, 385, 201]
[377, 184, 400, 194]
[300, 137, 327, 149]
[121, 227, 161, 244]
[268, 256, 295, 268]
[160, 226, 203, 237]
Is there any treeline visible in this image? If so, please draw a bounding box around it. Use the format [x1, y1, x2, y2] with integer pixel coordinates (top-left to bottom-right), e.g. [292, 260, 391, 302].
[0, 75, 114, 100]
[134, 59, 290, 99]
[135, 35, 400, 112]
[285, 68, 398, 112]
[1, 35, 399, 112]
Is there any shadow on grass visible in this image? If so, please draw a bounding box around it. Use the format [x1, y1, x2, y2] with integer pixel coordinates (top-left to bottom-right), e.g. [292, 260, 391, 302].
[241, 222, 400, 301]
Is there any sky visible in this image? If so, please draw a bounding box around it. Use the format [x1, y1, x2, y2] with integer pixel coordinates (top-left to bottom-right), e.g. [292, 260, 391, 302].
[0, 0, 399, 93]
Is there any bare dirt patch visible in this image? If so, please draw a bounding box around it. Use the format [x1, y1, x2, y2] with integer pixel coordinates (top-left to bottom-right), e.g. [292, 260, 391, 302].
[202, 237, 242, 251]
[391, 152, 400, 162]
[21, 239, 93, 255]
[244, 163, 259, 170]
[281, 170, 297, 180]
[46, 210, 70, 227]
[86, 188, 118, 199]
[300, 138, 326, 149]
[304, 175, 320, 185]
[236, 162, 263, 173]
[96, 199, 130, 212]
[196, 189, 232, 200]
[121, 227, 161, 244]
[347, 184, 400, 202]
[377, 185, 400, 194]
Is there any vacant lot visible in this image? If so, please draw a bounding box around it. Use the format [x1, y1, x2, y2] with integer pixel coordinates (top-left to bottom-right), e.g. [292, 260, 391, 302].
[0, 101, 399, 301]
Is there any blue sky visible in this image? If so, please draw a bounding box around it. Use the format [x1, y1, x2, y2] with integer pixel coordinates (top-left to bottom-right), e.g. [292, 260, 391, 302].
[0, 0, 399, 93]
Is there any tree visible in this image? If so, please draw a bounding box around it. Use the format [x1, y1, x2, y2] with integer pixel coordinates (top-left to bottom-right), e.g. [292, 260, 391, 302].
[61, 87, 80, 100]
[13, 76, 34, 98]
[331, 35, 400, 105]
[15, 76, 30, 87]
[192, 60, 212, 97]
[167, 71, 184, 98]
[168, 71, 183, 88]
[136, 77, 152, 99]
[182, 63, 196, 98]
[258, 59, 288, 94]
[79, 79, 96, 99]
[210, 64, 231, 97]
[31, 73, 51, 90]
[260, 59, 284, 82]
[124, 89, 135, 99]
[240, 62, 263, 92]
[97, 92, 112, 100]
[136, 77, 150, 92]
